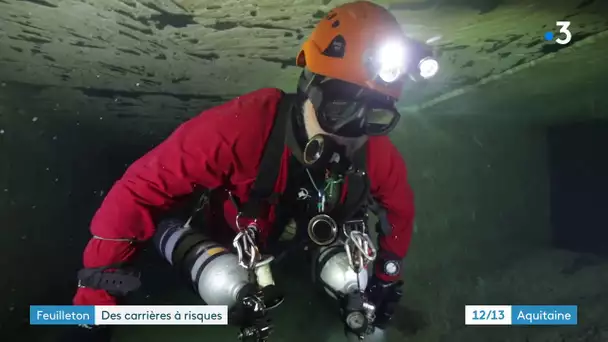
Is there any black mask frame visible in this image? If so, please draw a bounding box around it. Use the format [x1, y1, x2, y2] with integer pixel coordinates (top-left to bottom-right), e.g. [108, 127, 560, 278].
[297, 70, 401, 138]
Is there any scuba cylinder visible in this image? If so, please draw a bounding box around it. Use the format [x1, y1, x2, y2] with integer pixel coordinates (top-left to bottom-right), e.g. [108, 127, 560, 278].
[154, 219, 254, 308]
[154, 219, 282, 342]
[313, 244, 369, 298]
[312, 244, 377, 339]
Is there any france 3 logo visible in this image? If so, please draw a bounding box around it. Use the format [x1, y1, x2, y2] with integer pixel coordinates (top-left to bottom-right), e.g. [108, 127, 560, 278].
[544, 21, 572, 45]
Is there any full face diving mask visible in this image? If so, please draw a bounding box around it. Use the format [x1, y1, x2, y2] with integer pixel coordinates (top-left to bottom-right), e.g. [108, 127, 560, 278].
[303, 77, 401, 138]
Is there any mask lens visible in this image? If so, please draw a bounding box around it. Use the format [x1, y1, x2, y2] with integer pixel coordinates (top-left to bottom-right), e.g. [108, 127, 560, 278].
[323, 101, 357, 119]
[364, 107, 400, 135]
[314, 79, 400, 136]
[318, 99, 364, 134]
[319, 101, 399, 136]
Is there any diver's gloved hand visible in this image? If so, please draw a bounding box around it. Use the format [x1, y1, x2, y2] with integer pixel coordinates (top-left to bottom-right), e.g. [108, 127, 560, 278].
[366, 277, 404, 329]
[59, 324, 112, 342]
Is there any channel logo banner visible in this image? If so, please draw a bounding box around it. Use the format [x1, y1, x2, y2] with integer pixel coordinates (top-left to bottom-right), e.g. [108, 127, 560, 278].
[465, 305, 577, 325]
[30, 305, 228, 325]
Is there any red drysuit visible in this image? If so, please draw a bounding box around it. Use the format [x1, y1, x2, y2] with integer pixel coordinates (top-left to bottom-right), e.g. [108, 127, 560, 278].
[73, 88, 415, 306]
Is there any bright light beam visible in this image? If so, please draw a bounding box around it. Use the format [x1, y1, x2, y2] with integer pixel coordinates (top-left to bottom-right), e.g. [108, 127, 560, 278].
[376, 41, 406, 83]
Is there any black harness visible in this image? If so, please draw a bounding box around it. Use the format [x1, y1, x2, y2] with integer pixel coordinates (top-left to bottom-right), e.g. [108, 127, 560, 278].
[239, 93, 371, 227]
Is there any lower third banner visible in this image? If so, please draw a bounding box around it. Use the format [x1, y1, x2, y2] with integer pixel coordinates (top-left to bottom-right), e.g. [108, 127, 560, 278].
[30, 305, 228, 325]
[465, 305, 577, 325]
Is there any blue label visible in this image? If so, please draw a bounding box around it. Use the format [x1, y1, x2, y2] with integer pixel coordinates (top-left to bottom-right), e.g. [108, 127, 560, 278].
[30, 305, 95, 325]
[512, 305, 577, 325]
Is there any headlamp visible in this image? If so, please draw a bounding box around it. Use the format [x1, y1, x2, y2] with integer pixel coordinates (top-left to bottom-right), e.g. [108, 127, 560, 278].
[418, 57, 439, 79]
[373, 41, 407, 83]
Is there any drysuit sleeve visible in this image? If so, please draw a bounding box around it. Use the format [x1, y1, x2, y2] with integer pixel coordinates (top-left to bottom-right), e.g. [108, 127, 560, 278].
[73, 109, 237, 306]
[367, 137, 415, 283]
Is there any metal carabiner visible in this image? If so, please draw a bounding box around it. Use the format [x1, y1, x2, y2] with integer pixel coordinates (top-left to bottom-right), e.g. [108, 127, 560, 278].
[233, 213, 261, 269]
[184, 191, 210, 228]
[344, 229, 377, 273]
[349, 230, 377, 262]
[344, 241, 361, 273]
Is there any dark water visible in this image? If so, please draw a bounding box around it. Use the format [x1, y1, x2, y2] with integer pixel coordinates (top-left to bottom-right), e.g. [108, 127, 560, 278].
[2, 80, 608, 342]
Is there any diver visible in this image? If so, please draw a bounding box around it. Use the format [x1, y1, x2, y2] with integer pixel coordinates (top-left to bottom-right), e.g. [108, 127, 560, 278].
[62, 1, 431, 341]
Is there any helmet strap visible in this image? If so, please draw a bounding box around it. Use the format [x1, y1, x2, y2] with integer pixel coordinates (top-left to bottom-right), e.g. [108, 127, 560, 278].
[295, 70, 326, 144]
[291, 100, 309, 151]
[298, 69, 324, 111]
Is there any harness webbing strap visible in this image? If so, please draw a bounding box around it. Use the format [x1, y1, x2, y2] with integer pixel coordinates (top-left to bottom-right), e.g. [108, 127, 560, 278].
[241, 93, 370, 224]
[333, 143, 370, 223]
[240, 93, 295, 218]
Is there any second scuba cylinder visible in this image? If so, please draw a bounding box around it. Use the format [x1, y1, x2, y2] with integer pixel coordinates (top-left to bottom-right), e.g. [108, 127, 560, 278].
[154, 219, 253, 309]
[312, 244, 369, 298]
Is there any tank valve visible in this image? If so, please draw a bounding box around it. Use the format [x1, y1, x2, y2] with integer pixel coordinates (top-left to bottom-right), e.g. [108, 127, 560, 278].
[254, 255, 275, 288]
[232, 218, 284, 342]
[235, 294, 274, 342]
[238, 323, 272, 342]
[255, 255, 284, 310]
[234, 256, 284, 342]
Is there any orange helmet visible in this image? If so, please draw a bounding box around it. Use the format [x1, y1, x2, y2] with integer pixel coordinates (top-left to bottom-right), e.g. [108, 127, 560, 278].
[297, 1, 407, 100]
